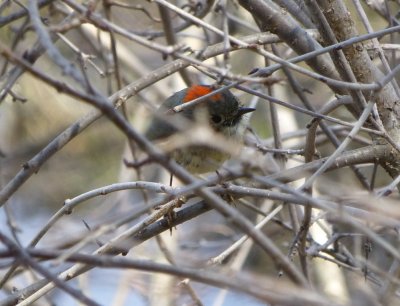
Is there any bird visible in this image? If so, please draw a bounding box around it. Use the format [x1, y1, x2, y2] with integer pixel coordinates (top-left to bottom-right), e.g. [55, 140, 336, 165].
[145, 85, 255, 174]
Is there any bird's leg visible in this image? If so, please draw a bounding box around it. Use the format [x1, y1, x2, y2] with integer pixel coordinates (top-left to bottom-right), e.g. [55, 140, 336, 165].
[163, 196, 186, 234]
[215, 170, 236, 205]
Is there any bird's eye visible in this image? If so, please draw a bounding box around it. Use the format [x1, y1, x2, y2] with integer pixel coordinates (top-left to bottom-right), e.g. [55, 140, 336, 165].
[211, 114, 222, 124]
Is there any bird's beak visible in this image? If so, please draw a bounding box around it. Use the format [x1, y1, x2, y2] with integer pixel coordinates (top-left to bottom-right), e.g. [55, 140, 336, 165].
[237, 107, 256, 116]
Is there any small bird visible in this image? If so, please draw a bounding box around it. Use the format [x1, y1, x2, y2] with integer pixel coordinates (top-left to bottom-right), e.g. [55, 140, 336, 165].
[145, 85, 255, 174]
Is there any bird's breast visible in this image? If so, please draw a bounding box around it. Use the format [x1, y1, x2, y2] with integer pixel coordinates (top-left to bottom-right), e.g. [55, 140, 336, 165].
[172, 146, 230, 174]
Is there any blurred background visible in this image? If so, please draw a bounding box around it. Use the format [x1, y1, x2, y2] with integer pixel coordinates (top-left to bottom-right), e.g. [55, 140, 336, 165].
[1, 1, 400, 305]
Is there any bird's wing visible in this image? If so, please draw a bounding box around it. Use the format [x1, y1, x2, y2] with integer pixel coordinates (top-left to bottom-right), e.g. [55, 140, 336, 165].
[144, 89, 187, 141]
